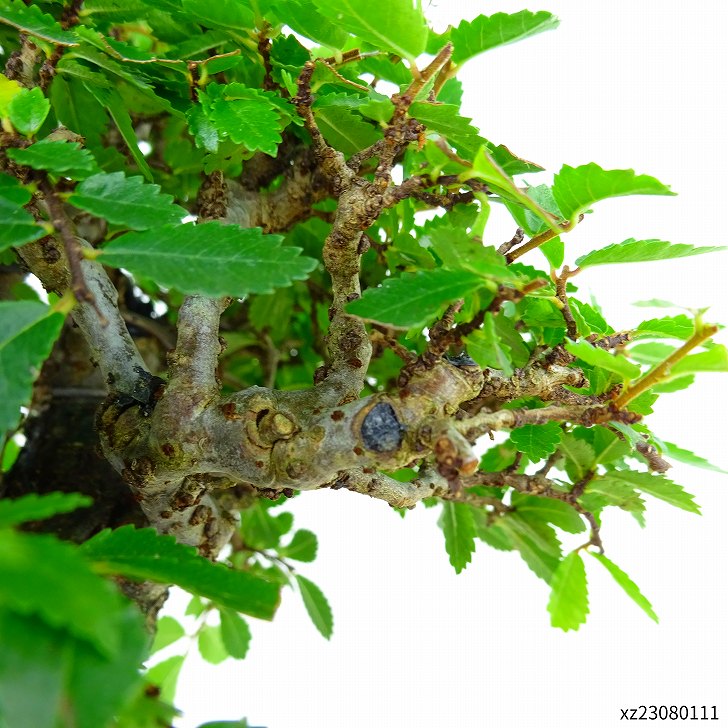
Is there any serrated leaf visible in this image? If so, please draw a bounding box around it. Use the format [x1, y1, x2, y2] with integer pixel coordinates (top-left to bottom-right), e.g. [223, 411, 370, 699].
[314, 102, 380, 156]
[0, 530, 129, 658]
[219, 608, 251, 660]
[314, 0, 427, 59]
[81, 525, 281, 620]
[559, 433, 596, 481]
[296, 575, 333, 639]
[239, 503, 292, 550]
[628, 341, 675, 366]
[510, 493, 585, 534]
[635, 314, 695, 340]
[151, 616, 186, 653]
[657, 440, 727, 474]
[347, 269, 486, 328]
[0, 0, 79, 44]
[8, 87, 50, 136]
[280, 529, 318, 562]
[187, 104, 219, 152]
[438, 501, 476, 574]
[0, 492, 92, 528]
[576, 238, 724, 268]
[509, 422, 562, 461]
[100, 222, 317, 298]
[463, 312, 513, 375]
[565, 338, 641, 381]
[497, 513, 561, 582]
[450, 10, 559, 65]
[101, 91, 154, 181]
[0, 196, 45, 251]
[547, 551, 588, 631]
[589, 552, 658, 623]
[0, 301, 65, 434]
[580, 479, 645, 517]
[6, 140, 98, 180]
[553, 163, 675, 224]
[410, 102, 483, 156]
[599, 471, 700, 514]
[69, 172, 186, 230]
[209, 85, 283, 156]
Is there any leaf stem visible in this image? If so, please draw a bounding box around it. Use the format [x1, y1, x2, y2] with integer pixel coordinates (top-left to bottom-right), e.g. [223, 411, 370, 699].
[614, 323, 719, 408]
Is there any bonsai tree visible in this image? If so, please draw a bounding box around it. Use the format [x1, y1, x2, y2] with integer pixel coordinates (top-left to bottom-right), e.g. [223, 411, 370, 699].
[0, 1, 724, 725]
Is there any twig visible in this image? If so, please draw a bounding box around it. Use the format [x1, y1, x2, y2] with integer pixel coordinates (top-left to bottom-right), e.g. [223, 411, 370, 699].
[497, 228, 525, 256]
[554, 265, 578, 339]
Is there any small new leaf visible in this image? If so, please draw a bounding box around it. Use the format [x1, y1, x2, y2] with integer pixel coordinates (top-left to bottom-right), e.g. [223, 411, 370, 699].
[547, 551, 589, 631]
[8, 87, 50, 136]
[576, 239, 724, 269]
[509, 422, 562, 461]
[69, 172, 186, 230]
[589, 552, 658, 623]
[347, 269, 486, 328]
[296, 575, 333, 640]
[219, 608, 251, 660]
[100, 223, 317, 298]
[280, 529, 318, 563]
[451, 11, 559, 65]
[553, 163, 675, 224]
[438, 502, 476, 574]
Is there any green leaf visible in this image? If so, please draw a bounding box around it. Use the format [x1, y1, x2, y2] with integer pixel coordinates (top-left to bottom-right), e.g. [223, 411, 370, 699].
[81, 525, 281, 620]
[657, 440, 727, 474]
[510, 493, 585, 534]
[0, 530, 130, 658]
[576, 238, 724, 269]
[314, 102, 380, 156]
[547, 551, 589, 631]
[0, 492, 92, 528]
[598, 471, 700, 514]
[146, 655, 185, 704]
[208, 85, 283, 156]
[151, 616, 186, 654]
[69, 172, 186, 230]
[219, 608, 251, 660]
[0, 196, 44, 251]
[564, 338, 641, 381]
[464, 313, 513, 375]
[0, 301, 65, 435]
[6, 139, 98, 180]
[552, 163, 675, 224]
[280, 529, 318, 562]
[296, 575, 333, 639]
[438, 501, 476, 574]
[509, 422, 562, 461]
[181, 0, 254, 31]
[410, 102, 482, 155]
[313, 0, 428, 59]
[670, 345, 728, 376]
[496, 513, 561, 583]
[275, 0, 349, 48]
[635, 314, 695, 340]
[589, 552, 658, 623]
[347, 269, 486, 328]
[239, 503, 292, 550]
[559, 433, 596, 481]
[451, 10, 558, 65]
[0, 172, 31, 205]
[198, 625, 227, 665]
[102, 91, 154, 181]
[100, 223, 317, 298]
[0, 0, 79, 45]
[8, 87, 50, 136]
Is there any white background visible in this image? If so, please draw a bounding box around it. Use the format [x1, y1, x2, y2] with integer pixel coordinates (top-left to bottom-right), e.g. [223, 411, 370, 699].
[169, 2, 728, 726]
